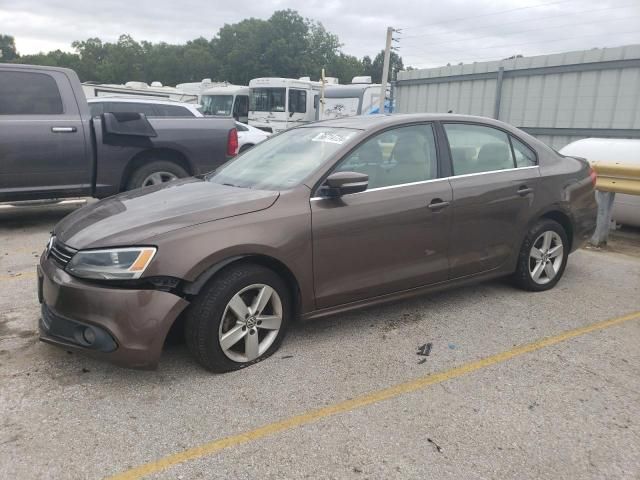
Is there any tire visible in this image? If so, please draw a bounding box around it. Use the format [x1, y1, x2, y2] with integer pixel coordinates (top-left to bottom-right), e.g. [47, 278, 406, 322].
[126, 160, 189, 190]
[239, 144, 254, 153]
[185, 264, 291, 373]
[513, 218, 569, 292]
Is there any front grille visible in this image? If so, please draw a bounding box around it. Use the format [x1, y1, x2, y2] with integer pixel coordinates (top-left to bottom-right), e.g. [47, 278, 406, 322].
[48, 237, 77, 268]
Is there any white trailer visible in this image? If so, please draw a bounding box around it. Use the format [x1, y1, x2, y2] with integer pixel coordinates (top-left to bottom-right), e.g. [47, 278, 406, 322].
[176, 79, 230, 98]
[320, 76, 391, 120]
[82, 81, 197, 103]
[560, 138, 640, 228]
[248, 77, 321, 133]
[200, 84, 250, 123]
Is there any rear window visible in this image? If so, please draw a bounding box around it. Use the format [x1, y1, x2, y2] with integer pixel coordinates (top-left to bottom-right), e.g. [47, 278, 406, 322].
[99, 102, 157, 116]
[0, 71, 63, 115]
[154, 104, 194, 117]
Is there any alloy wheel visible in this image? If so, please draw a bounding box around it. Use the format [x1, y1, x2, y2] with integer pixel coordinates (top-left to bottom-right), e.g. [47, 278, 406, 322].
[142, 171, 178, 187]
[529, 231, 564, 285]
[218, 284, 283, 363]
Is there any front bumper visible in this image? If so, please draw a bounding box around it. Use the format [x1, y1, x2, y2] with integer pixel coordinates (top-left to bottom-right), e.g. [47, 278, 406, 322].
[37, 256, 189, 369]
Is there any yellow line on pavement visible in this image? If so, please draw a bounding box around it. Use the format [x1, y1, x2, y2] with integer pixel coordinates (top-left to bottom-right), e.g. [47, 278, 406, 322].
[0, 271, 36, 282]
[107, 310, 640, 480]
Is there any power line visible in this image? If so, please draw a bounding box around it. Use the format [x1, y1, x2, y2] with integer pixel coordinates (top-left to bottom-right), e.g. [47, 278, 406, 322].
[404, 34, 640, 67]
[399, 14, 640, 52]
[405, 28, 640, 59]
[400, 3, 638, 41]
[400, 0, 577, 34]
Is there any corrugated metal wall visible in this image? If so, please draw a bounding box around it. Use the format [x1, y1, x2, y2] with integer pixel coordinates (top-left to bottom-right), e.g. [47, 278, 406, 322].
[395, 45, 640, 149]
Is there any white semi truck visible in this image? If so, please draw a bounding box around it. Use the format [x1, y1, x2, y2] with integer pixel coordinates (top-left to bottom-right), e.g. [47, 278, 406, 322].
[200, 84, 250, 123]
[248, 77, 323, 133]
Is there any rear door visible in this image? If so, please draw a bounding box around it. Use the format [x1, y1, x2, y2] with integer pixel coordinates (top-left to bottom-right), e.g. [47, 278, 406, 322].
[0, 68, 90, 201]
[311, 123, 452, 308]
[442, 122, 541, 278]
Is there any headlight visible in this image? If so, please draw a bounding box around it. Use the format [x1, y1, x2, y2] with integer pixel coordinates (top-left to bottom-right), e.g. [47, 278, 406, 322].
[66, 247, 157, 280]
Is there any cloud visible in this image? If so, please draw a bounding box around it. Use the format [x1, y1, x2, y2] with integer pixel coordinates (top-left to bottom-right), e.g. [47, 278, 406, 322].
[2, 0, 639, 68]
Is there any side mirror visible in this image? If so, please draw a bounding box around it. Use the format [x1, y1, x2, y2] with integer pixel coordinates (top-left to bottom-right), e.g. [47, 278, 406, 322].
[289, 110, 295, 118]
[319, 171, 368, 198]
[102, 112, 157, 138]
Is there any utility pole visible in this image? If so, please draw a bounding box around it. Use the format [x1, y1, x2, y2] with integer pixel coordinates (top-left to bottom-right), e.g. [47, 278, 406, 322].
[379, 26, 393, 114]
[320, 68, 326, 121]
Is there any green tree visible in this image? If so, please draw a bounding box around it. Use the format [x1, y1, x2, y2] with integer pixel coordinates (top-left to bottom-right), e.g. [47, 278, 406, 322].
[326, 54, 363, 84]
[304, 21, 341, 77]
[5, 10, 405, 87]
[0, 34, 18, 61]
[370, 50, 404, 83]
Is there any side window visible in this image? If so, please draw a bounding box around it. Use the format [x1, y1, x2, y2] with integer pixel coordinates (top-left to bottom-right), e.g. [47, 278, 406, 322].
[235, 123, 249, 132]
[155, 104, 194, 117]
[236, 95, 249, 117]
[444, 123, 515, 175]
[0, 71, 63, 115]
[334, 124, 437, 190]
[511, 137, 537, 167]
[288, 89, 307, 114]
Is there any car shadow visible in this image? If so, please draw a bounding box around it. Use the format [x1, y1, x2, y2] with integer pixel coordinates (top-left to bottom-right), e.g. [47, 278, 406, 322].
[0, 201, 90, 230]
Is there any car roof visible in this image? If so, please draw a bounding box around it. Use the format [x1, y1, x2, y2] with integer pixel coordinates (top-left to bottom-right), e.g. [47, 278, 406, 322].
[304, 113, 527, 132]
[86, 97, 196, 107]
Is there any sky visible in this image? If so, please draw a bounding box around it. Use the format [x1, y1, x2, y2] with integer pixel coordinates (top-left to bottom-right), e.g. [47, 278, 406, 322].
[2, 0, 640, 69]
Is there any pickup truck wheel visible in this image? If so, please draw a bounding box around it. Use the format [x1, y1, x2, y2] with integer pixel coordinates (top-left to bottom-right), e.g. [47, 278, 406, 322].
[513, 219, 568, 292]
[185, 264, 291, 373]
[127, 161, 188, 190]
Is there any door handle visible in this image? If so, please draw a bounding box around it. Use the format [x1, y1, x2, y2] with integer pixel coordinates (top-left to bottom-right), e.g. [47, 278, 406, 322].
[428, 199, 450, 211]
[517, 186, 534, 196]
[51, 127, 77, 133]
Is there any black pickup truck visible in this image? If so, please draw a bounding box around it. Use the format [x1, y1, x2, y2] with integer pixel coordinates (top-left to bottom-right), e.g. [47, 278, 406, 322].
[0, 64, 238, 202]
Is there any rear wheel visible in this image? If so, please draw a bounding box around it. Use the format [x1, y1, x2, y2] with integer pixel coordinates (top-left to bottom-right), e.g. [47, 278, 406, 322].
[239, 144, 254, 153]
[185, 264, 291, 372]
[513, 219, 568, 291]
[126, 160, 188, 190]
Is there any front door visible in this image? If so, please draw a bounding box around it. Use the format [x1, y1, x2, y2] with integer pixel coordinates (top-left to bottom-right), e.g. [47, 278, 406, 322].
[311, 123, 452, 309]
[287, 88, 308, 128]
[0, 68, 90, 202]
[443, 122, 541, 278]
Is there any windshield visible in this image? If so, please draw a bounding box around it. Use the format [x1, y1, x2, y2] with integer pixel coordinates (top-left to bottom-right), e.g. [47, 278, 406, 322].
[201, 95, 233, 116]
[250, 88, 286, 113]
[207, 126, 360, 190]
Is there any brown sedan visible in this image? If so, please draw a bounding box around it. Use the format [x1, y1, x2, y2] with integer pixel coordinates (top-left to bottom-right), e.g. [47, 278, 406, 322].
[38, 114, 597, 371]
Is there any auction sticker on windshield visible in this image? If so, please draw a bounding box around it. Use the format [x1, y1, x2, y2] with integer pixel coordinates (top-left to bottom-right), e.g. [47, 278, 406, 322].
[311, 131, 356, 144]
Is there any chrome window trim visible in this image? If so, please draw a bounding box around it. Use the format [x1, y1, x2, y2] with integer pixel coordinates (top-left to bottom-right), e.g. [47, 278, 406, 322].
[450, 165, 539, 179]
[309, 165, 539, 201]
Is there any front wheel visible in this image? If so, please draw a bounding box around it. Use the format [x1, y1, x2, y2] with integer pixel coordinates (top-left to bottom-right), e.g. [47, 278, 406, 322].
[185, 264, 291, 373]
[513, 219, 569, 291]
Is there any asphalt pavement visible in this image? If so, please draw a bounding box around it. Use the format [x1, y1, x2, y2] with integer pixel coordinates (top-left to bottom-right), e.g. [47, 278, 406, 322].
[1, 202, 639, 480]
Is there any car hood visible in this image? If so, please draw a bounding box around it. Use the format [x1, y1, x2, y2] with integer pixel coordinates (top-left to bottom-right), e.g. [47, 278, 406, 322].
[55, 178, 279, 249]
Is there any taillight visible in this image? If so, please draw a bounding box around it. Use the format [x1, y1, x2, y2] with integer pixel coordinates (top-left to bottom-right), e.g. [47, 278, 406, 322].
[589, 166, 597, 187]
[227, 128, 239, 156]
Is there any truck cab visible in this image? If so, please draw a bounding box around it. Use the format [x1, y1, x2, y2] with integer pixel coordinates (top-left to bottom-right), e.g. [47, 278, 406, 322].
[248, 77, 320, 133]
[200, 85, 250, 123]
